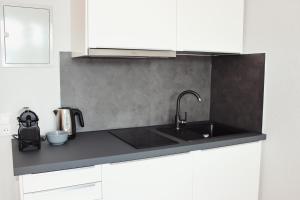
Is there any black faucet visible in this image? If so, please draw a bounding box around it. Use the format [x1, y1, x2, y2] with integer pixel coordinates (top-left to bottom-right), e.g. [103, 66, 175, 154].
[175, 90, 202, 130]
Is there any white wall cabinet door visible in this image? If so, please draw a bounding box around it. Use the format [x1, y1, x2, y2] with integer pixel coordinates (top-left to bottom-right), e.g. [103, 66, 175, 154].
[177, 0, 244, 53]
[87, 0, 177, 51]
[102, 154, 193, 200]
[23, 182, 101, 200]
[2, 5, 51, 64]
[192, 142, 262, 200]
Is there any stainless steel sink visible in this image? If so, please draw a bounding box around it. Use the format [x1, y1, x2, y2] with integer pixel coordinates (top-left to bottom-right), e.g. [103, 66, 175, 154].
[157, 122, 247, 141]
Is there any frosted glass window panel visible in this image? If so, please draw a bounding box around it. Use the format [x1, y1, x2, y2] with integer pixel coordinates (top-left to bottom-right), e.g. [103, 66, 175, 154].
[3, 6, 50, 64]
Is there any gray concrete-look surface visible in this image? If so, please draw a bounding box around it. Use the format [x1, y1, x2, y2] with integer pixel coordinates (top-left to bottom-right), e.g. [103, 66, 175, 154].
[60, 52, 211, 132]
[12, 122, 266, 176]
[211, 54, 265, 132]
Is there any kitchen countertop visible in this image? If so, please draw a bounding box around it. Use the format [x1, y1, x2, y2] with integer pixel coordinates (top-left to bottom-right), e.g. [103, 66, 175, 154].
[12, 122, 266, 176]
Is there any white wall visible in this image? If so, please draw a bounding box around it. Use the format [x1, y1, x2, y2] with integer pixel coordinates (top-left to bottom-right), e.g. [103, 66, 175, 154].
[244, 0, 300, 199]
[0, 0, 70, 199]
[1, 0, 299, 199]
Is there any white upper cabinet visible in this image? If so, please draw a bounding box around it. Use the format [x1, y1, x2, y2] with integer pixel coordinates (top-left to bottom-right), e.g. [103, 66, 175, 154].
[1, 5, 51, 65]
[71, 0, 176, 57]
[72, 0, 245, 56]
[177, 0, 244, 53]
[88, 0, 176, 51]
[102, 154, 193, 200]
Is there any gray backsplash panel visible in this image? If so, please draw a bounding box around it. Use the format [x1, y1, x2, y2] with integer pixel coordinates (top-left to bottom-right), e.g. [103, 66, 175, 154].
[60, 52, 211, 132]
[211, 54, 265, 132]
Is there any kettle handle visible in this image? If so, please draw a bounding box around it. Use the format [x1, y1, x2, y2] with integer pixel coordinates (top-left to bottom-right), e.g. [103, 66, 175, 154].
[73, 109, 84, 127]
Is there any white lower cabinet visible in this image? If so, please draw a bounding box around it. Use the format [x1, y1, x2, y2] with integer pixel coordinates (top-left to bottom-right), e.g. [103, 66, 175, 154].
[21, 166, 101, 193]
[19, 166, 102, 200]
[19, 142, 262, 200]
[192, 142, 262, 200]
[23, 182, 101, 200]
[102, 154, 193, 200]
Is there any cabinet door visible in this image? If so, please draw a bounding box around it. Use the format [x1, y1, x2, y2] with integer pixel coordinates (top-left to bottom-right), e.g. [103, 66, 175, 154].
[192, 142, 262, 200]
[177, 0, 244, 53]
[102, 154, 192, 200]
[2, 5, 51, 64]
[88, 0, 176, 51]
[22, 166, 101, 193]
[23, 182, 101, 200]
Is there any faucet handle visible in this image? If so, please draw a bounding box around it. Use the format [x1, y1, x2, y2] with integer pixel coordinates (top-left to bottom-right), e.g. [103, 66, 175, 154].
[182, 112, 187, 123]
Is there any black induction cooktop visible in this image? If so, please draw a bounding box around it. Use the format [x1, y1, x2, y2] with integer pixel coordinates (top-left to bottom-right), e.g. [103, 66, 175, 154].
[109, 128, 178, 149]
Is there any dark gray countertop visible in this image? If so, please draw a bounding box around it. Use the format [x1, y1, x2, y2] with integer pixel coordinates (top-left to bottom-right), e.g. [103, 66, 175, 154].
[12, 123, 266, 176]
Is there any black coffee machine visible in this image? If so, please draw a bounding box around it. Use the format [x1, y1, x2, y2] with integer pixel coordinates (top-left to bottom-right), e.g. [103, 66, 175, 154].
[16, 108, 41, 151]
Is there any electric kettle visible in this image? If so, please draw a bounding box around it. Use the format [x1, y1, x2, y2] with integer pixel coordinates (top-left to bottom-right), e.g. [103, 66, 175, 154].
[53, 107, 84, 139]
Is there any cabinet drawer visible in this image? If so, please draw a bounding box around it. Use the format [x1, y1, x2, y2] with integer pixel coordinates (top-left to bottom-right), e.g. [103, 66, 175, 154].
[23, 182, 102, 200]
[22, 166, 101, 193]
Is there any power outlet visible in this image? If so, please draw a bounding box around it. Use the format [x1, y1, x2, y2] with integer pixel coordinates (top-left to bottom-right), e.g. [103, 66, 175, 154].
[0, 124, 10, 135]
[0, 113, 11, 136]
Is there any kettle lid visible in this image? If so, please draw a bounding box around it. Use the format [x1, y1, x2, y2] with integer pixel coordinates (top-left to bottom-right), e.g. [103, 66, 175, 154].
[59, 107, 73, 110]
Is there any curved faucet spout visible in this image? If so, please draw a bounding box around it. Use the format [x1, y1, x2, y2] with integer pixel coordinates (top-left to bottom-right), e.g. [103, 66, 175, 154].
[175, 90, 202, 130]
